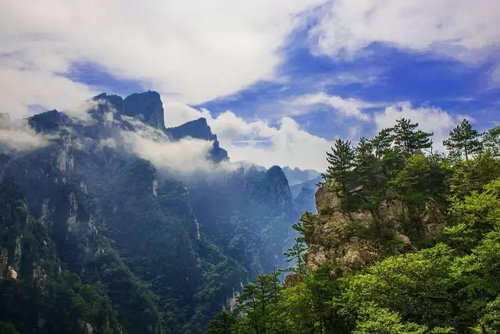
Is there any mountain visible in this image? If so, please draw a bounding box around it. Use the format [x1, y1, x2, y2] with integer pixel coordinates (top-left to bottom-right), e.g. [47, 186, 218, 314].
[282, 166, 320, 186]
[186, 165, 296, 277]
[290, 176, 322, 213]
[165, 118, 228, 162]
[0, 91, 299, 333]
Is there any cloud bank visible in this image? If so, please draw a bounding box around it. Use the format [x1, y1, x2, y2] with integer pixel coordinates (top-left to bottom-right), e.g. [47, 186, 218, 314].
[0, 114, 49, 152]
[119, 115, 234, 174]
[1, 0, 323, 118]
[310, 0, 500, 61]
[164, 105, 332, 171]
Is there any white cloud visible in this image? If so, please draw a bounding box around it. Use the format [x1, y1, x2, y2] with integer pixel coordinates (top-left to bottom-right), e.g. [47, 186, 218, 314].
[0, 114, 50, 151]
[489, 63, 500, 87]
[290, 92, 373, 121]
[122, 131, 224, 173]
[0, 66, 96, 119]
[219, 116, 331, 171]
[1, 0, 323, 118]
[374, 102, 460, 152]
[164, 105, 332, 171]
[310, 0, 500, 61]
[119, 115, 234, 173]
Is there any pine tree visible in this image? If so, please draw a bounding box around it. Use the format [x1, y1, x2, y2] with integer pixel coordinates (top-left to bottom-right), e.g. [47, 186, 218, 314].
[206, 312, 236, 334]
[284, 222, 308, 275]
[354, 137, 373, 164]
[370, 128, 394, 159]
[323, 139, 355, 194]
[482, 125, 500, 158]
[393, 118, 432, 155]
[443, 119, 482, 160]
[234, 272, 283, 334]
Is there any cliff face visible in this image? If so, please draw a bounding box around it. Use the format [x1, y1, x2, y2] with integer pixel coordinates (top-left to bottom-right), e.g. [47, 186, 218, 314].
[303, 184, 444, 273]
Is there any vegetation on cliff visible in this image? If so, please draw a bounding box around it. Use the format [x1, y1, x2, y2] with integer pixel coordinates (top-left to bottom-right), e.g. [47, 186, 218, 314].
[208, 119, 500, 334]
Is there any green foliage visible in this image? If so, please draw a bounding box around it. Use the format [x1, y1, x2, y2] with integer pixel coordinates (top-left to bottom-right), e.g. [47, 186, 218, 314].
[393, 118, 432, 156]
[443, 119, 482, 160]
[352, 304, 447, 334]
[323, 139, 355, 195]
[0, 179, 121, 334]
[341, 244, 457, 329]
[449, 152, 500, 200]
[232, 271, 285, 334]
[284, 222, 308, 275]
[281, 264, 344, 334]
[389, 154, 447, 232]
[474, 297, 500, 333]
[370, 128, 394, 159]
[445, 178, 500, 252]
[206, 312, 236, 334]
[482, 125, 500, 158]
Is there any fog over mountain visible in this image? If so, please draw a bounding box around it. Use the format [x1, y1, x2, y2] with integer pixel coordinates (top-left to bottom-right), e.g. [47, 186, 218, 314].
[0, 91, 313, 333]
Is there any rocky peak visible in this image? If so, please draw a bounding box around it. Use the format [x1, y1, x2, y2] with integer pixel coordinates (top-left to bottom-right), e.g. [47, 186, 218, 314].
[263, 165, 292, 207]
[165, 117, 215, 141]
[122, 91, 165, 130]
[165, 118, 229, 162]
[93, 93, 124, 112]
[28, 110, 71, 133]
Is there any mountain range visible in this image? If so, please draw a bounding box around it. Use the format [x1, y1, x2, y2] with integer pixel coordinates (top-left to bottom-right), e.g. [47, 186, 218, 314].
[0, 91, 316, 333]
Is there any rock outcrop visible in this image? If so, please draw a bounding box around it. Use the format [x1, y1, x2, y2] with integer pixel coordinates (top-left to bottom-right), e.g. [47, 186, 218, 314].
[303, 184, 444, 273]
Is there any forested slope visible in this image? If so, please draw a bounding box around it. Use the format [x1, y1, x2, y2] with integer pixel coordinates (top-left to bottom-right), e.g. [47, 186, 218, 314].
[208, 119, 500, 334]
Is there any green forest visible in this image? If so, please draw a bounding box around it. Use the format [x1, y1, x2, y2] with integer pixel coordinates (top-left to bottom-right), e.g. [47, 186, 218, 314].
[207, 119, 500, 334]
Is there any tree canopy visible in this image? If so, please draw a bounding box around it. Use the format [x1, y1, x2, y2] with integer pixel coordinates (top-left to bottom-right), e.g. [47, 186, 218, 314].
[443, 119, 482, 160]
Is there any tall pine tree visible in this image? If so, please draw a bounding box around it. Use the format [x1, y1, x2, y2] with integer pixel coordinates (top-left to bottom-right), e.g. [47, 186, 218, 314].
[323, 139, 355, 194]
[443, 119, 482, 160]
[370, 128, 394, 159]
[393, 118, 432, 155]
[482, 125, 499, 158]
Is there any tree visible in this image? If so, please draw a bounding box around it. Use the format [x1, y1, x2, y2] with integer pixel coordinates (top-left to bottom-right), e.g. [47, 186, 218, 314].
[474, 297, 500, 333]
[389, 154, 447, 217]
[282, 264, 343, 334]
[482, 125, 500, 158]
[393, 118, 432, 156]
[234, 272, 284, 334]
[206, 312, 236, 334]
[370, 128, 394, 159]
[352, 138, 387, 212]
[323, 139, 355, 194]
[445, 178, 500, 253]
[342, 244, 458, 330]
[284, 223, 308, 275]
[443, 119, 482, 160]
[352, 304, 430, 334]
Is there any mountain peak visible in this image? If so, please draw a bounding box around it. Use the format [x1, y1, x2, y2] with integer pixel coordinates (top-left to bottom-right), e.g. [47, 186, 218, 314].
[166, 117, 213, 141]
[165, 117, 228, 162]
[122, 91, 165, 130]
[28, 109, 71, 133]
[93, 93, 124, 112]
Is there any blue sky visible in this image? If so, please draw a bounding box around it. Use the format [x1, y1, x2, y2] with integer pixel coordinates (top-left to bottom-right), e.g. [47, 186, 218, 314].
[2, 0, 499, 170]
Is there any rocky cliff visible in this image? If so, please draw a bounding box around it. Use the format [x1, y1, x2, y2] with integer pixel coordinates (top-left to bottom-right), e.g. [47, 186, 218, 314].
[302, 184, 445, 273]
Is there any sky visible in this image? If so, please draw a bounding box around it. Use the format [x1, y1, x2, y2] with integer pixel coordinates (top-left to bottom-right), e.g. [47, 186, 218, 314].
[1, 0, 499, 171]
